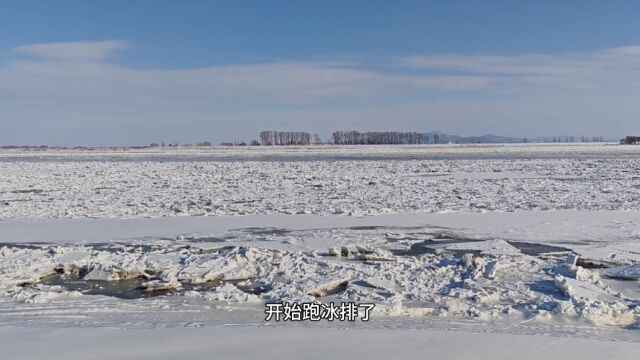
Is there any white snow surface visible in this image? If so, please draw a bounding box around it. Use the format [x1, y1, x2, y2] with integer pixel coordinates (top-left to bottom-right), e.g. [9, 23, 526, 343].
[3, 326, 639, 360]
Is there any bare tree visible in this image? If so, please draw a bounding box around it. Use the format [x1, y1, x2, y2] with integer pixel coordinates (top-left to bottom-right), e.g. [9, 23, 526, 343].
[259, 131, 312, 145]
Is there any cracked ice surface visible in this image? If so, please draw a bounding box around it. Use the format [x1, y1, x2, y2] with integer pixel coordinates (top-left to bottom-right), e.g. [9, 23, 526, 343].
[1, 214, 640, 333]
[3, 153, 640, 219]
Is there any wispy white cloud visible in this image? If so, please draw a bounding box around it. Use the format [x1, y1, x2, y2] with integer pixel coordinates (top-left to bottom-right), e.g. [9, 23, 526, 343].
[13, 40, 131, 60]
[397, 46, 640, 89]
[1, 41, 492, 110]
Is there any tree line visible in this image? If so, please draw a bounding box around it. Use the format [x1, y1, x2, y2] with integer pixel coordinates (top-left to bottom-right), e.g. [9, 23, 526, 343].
[259, 131, 313, 145]
[331, 131, 424, 145]
[621, 136, 640, 145]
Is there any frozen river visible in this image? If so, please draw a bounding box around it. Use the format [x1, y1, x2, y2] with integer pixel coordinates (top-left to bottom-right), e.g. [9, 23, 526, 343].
[1, 144, 640, 358]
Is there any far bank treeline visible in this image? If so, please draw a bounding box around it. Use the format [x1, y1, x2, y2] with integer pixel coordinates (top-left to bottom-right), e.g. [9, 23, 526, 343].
[259, 131, 425, 146]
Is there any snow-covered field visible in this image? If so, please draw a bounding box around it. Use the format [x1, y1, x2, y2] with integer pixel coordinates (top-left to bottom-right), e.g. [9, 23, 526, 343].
[1, 144, 640, 358]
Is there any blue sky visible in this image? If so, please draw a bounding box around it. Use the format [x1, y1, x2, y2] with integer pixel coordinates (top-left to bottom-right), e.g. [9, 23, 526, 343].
[2, 0, 640, 145]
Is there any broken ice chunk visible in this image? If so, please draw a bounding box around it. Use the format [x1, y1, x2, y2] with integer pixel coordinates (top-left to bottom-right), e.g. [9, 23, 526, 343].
[328, 247, 342, 257]
[605, 264, 640, 280]
[307, 277, 351, 297]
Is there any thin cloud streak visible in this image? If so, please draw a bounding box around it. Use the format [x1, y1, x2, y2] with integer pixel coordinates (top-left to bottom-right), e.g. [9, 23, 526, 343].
[398, 46, 640, 89]
[13, 40, 132, 60]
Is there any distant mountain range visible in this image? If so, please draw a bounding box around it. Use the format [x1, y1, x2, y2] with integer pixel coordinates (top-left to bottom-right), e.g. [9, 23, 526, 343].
[423, 131, 525, 144]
